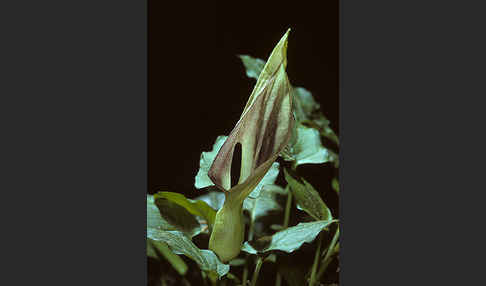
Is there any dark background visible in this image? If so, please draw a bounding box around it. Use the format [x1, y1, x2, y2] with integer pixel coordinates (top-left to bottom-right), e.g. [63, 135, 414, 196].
[148, 1, 339, 197]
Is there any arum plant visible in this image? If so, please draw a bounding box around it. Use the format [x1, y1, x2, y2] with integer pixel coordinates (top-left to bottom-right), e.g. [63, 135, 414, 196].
[206, 29, 294, 262]
[148, 29, 340, 286]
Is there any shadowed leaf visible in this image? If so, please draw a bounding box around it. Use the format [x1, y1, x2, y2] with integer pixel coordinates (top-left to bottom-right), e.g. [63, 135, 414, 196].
[332, 177, 339, 194]
[154, 191, 217, 228]
[147, 195, 173, 231]
[154, 197, 202, 238]
[284, 168, 333, 221]
[147, 229, 230, 278]
[147, 239, 188, 275]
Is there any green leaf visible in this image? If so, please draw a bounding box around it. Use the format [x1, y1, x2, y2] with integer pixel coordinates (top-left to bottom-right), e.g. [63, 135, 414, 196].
[195, 135, 227, 189]
[147, 229, 230, 278]
[147, 239, 188, 275]
[147, 195, 174, 231]
[241, 220, 337, 254]
[292, 87, 339, 146]
[331, 178, 339, 194]
[152, 195, 202, 238]
[292, 87, 319, 123]
[284, 168, 332, 221]
[313, 113, 339, 146]
[243, 184, 287, 223]
[147, 239, 158, 259]
[239, 55, 265, 80]
[286, 124, 330, 166]
[247, 161, 280, 199]
[194, 191, 225, 211]
[154, 191, 217, 228]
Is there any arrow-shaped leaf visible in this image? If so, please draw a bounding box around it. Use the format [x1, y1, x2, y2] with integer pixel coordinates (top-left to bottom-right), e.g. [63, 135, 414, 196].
[286, 123, 330, 166]
[241, 220, 337, 254]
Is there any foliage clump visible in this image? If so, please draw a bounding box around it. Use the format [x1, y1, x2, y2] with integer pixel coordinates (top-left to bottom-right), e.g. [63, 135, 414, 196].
[147, 29, 339, 286]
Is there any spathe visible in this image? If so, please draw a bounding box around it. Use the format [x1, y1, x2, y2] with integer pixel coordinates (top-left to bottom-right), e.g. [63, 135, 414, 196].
[208, 29, 294, 204]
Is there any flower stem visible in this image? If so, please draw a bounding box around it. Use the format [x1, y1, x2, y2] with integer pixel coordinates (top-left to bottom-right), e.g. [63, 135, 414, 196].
[274, 273, 282, 286]
[309, 235, 323, 286]
[250, 256, 264, 286]
[283, 186, 292, 228]
[316, 227, 340, 281]
[242, 262, 249, 286]
[275, 187, 292, 286]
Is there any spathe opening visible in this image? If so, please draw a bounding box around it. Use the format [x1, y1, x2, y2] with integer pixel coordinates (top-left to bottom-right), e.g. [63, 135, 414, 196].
[230, 143, 242, 188]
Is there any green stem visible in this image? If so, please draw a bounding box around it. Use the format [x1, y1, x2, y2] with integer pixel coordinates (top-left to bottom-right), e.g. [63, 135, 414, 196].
[201, 271, 208, 286]
[248, 215, 255, 242]
[316, 227, 340, 281]
[309, 235, 323, 286]
[275, 187, 292, 286]
[242, 218, 254, 286]
[283, 187, 292, 228]
[242, 263, 249, 286]
[250, 257, 264, 286]
[275, 273, 282, 286]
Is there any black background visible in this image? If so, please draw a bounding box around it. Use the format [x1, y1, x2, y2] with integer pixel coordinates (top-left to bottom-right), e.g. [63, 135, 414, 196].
[148, 1, 338, 197]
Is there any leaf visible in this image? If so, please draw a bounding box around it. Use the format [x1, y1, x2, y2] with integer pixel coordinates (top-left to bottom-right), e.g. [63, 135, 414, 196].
[194, 191, 226, 211]
[154, 197, 202, 238]
[146, 239, 158, 259]
[195, 135, 228, 189]
[147, 195, 174, 231]
[147, 239, 188, 275]
[247, 161, 280, 199]
[239, 55, 265, 80]
[286, 123, 330, 166]
[241, 220, 337, 254]
[313, 113, 339, 146]
[284, 168, 332, 221]
[154, 191, 217, 228]
[147, 229, 230, 278]
[292, 87, 319, 123]
[292, 87, 339, 146]
[243, 184, 287, 223]
[331, 178, 339, 194]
